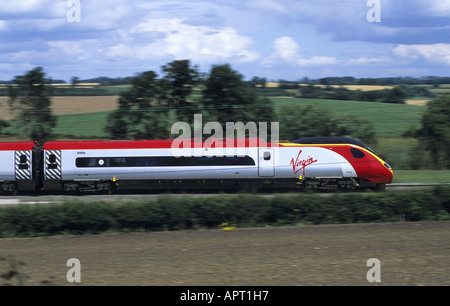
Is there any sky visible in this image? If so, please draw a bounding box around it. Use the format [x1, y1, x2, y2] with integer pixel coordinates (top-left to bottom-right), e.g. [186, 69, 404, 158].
[1, 0, 450, 82]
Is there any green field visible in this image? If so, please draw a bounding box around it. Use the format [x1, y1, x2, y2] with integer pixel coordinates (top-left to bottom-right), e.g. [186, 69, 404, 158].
[270, 97, 425, 138]
[393, 170, 450, 184]
[50, 97, 425, 139]
[55, 111, 113, 138]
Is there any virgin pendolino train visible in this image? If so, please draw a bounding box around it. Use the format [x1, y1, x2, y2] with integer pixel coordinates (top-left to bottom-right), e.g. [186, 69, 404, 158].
[0, 137, 393, 194]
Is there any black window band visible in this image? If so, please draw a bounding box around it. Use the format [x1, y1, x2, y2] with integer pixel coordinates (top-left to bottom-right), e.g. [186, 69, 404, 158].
[76, 156, 255, 168]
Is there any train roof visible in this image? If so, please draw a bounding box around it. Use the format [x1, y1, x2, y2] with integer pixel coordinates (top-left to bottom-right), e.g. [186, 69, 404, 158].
[43, 138, 271, 150]
[0, 138, 367, 151]
[0, 141, 39, 151]
[290, 137, 367, 148]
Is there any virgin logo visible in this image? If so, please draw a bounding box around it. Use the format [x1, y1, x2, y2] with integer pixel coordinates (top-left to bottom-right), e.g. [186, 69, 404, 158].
[290, 150, 318, 175]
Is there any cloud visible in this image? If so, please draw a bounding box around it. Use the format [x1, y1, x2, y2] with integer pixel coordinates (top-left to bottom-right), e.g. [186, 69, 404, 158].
[0, 1, 261, 79]
[109, 18, 260, 64]
[246, 0, 450, 45]
[265, 36, 336, 66]
[0, 0, 46, 15]
[0, 0, 448, 80]
[393, 44, 450, 65]
[0, 0, 135, 36]
[270, 36, 300, 62]
[80, 0, 134, 31]
[0, 0, 67, 23]
[348, 56, 391, 64]
[424, 0, 450, 17]
[248, 0, 292, 18]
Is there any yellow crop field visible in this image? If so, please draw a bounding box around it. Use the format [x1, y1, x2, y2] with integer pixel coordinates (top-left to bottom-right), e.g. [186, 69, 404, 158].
[0, 96, 119, 120]
[404, 99, 430, 106]
[264, 82, 394, 91]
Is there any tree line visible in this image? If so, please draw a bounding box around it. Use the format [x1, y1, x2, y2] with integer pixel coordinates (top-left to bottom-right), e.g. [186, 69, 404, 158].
[252, 81, 435, 104]
[295, 76, 450, 86]
[101, 60, 377, 146]
[298, 83, 434, 103]
[1, 63, 449, 169]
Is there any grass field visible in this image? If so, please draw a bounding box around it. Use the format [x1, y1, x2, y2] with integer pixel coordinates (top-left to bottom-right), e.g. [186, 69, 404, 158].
[55, 111, 113, 138]
[270, 97, 425, 138]
[0, 92, 426, 139]
[40, 97, 426, 141]
[393, 170, 450, 184]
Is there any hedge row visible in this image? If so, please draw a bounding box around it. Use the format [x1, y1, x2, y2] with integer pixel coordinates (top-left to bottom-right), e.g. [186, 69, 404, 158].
[1, 186, 450, 237]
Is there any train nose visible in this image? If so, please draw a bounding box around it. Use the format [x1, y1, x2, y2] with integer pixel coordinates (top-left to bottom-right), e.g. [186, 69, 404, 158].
[382, 163, 394, 184]
[368, 161, 393, 184]
[386, 167, 394, 184]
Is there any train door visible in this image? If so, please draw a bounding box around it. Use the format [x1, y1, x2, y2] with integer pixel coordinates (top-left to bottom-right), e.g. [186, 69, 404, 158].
[44, 150, 62, 180]
[15, 150, 32, 180]
[258, 148, 274, 177]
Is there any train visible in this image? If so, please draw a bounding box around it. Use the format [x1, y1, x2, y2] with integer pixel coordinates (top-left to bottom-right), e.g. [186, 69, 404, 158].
[0, 136, 393, 194]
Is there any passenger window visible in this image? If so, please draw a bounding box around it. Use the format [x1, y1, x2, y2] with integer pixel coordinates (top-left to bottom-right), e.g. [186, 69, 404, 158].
[263, 151, 271, 160]
[351, 148, 365, 159]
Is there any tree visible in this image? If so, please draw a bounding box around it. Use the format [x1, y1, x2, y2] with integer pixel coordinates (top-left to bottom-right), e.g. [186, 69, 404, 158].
[250, 76, 267, 88]
[278, 104, 377, 147]
[201, 64, 274, 125]
[105, 70, 171, 139]
[71, 76, 80, 87]
[409, 94, 450, 169]
[7, 67, 56, 142]
[0, 98, 9, 136]
[381, 85, 408, 104]
[332, 114, 377, 147]
[0, 120, 9, 136]
[161, 60, 199, 121]
[278, 104, 334, 140]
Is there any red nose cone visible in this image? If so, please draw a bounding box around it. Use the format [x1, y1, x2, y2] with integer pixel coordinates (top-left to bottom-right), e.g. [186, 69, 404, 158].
[370, 161, 393, 184]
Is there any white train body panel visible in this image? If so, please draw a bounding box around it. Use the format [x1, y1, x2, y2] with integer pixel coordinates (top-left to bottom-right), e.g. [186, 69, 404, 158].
[274, 147, 357, 179]
[55, 146, 357, 181]
[58, 148, 257, 181]
[0, 151, 16, 181]
[0, 150, 34, 181]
